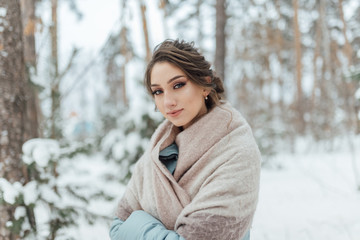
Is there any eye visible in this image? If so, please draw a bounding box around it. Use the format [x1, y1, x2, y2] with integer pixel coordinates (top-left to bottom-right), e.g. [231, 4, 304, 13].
[174, 82, 186, 89]
[152, 89, 163, 96]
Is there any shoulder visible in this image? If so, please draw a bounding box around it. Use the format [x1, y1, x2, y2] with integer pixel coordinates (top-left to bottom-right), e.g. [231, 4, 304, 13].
[206, 101, 251, 135]
[213, 102, 261, 162]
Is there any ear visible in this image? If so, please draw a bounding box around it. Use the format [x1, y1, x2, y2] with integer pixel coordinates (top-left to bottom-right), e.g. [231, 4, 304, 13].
[202, 88, 211, 97]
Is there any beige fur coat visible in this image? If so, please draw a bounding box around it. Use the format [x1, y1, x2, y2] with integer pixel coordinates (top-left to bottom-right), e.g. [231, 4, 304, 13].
[116, 102, 261, 240]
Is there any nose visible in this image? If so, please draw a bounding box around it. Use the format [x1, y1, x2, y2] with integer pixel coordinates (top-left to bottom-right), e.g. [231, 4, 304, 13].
[164, 92, 176, 109]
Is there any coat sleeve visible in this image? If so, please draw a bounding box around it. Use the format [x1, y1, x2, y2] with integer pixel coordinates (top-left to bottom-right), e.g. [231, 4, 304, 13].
[111, 151, 186, 240]
[175, 150, 261, 240]
[110, 211, 185, 240]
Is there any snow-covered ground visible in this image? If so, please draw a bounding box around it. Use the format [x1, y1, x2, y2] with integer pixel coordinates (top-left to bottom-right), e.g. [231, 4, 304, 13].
[253, 149, 360, 240]
[62, 137, 360, 240]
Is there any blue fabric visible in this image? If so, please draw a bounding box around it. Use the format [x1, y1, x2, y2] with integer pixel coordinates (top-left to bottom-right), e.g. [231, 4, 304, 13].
[110, 213, 251, 240]
[159, 143, 178, 174]
[109, 210, 185, 240]
[242, 230, 250, 240]
[109, 217, 124, 239]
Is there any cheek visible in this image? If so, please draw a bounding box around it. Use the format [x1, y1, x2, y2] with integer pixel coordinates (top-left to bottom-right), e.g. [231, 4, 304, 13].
[154, 97, 165, 112]
[183, 87, 200, 100]
[186, 88, 204, 103]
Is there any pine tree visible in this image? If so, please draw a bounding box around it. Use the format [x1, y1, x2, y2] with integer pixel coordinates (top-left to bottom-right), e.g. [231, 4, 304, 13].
[0, 0, 28, 238]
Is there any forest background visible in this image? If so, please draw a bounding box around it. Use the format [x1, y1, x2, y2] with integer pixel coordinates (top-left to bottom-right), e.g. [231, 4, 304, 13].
[1, 0, 360, 239]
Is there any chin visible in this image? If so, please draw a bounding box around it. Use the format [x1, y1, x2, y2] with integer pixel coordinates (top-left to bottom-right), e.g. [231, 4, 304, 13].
[170, 120, 187, 128]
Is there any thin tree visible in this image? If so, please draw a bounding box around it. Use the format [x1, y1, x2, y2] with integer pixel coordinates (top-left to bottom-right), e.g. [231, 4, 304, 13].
[0, 0, 28, 238]
[338, 0, 357, 132]
[215, 0, 227, 81]
[120, 0, 128, 106]
[50, 0, 61, 139]
[139, 0, 151, 62]
[20, 0, 41, 141]
[293, 0, 305, 133]
[19, 0, 39, 231]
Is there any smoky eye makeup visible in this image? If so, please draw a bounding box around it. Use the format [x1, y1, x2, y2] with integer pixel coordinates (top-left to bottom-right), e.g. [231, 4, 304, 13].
[151, 89, 163, 95]
[173, 82, 186, 89]
[172, 78, 187, 89]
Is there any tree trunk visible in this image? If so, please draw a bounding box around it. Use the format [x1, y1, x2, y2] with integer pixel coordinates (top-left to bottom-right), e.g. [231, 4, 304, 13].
[20, 0, 36, 66]
[139, 0, 151, 62]
[19, 1, 39, 231]
[158, 0, 169, 39]
[120, 27, 128, 106]
[274, 0, 285, 111]
[50, 0, 61, 139]
[338, 0, 357, 132]
[293, 0, 305, 134]
[0, 0, 27, 238]
[215, 0, 226, 81]
[20, 0, 40, 140]
[338, 0, 352, 66]
[120, 1, 128, 107]
[196, 0, 204, 48]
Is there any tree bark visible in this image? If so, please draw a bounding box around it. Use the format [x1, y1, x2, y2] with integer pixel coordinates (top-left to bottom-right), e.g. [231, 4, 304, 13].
[274, 0, 285, 111]
[120, 1, 128, 106]
[338, 0, 357, 132]
[0, 0, 27, 238]
[50, 0, 61, 139]
[196, 0, 204, 47]
[338, 0, 352, 66]
[120, 27, 128, 106]
[19, 2, 39, 231]
[215, 0, 227, 81]
[139, 0, 151, 62]
[158, 0, 169, 39]
[293, 0, 305, 133]
[20, 0, 40, 140]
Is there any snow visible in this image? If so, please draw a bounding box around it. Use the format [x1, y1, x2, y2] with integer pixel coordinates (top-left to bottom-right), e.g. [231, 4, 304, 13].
[0, 7, 7, 17]
[355, 88, 360, 100]
[0, 50, 8, 57]
[252, 140, 360, 240]
[14, 206, 27, 220]
[0, 130, 9, 145]
[343, 0, 360, 21]
[22, 138, 60, 167]
[0, 179, 21, 204]
[23, 181, 38, 205]
[54, 152, 126, 239]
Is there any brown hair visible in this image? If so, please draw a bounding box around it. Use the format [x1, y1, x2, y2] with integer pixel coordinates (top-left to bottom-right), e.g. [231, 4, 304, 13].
[144, 39, 224, 110]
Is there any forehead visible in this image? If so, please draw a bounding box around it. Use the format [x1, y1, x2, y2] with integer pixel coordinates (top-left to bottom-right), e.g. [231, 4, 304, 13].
[150, 62, 185, 85]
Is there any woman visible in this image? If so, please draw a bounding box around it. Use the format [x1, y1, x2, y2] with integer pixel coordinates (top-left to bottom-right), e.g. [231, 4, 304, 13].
[110, 39, 261, 240]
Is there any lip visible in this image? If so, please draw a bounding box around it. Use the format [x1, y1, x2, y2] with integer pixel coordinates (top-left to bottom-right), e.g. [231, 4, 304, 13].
[167, 109, 183, 117]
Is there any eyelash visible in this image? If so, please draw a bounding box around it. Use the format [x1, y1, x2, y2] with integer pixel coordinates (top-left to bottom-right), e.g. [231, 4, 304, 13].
[174, 82, 186, 89]
[151, 82, 186, 96]
[152, 89, 162, 95]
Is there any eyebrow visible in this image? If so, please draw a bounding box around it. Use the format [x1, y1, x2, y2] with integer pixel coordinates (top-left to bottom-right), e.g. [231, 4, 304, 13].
[150, 75, 186, 87]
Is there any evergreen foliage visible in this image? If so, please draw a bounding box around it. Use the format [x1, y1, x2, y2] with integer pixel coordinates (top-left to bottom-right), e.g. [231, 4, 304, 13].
[0, 139, 114, 239]
[100, 94, 163, 184]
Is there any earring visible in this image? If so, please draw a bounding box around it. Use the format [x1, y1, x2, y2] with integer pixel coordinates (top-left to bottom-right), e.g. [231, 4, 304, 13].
[205, 96, 208, 100]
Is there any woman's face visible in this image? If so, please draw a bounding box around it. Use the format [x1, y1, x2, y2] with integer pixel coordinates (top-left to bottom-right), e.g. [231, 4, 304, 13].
[150, 62, 209, 129]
